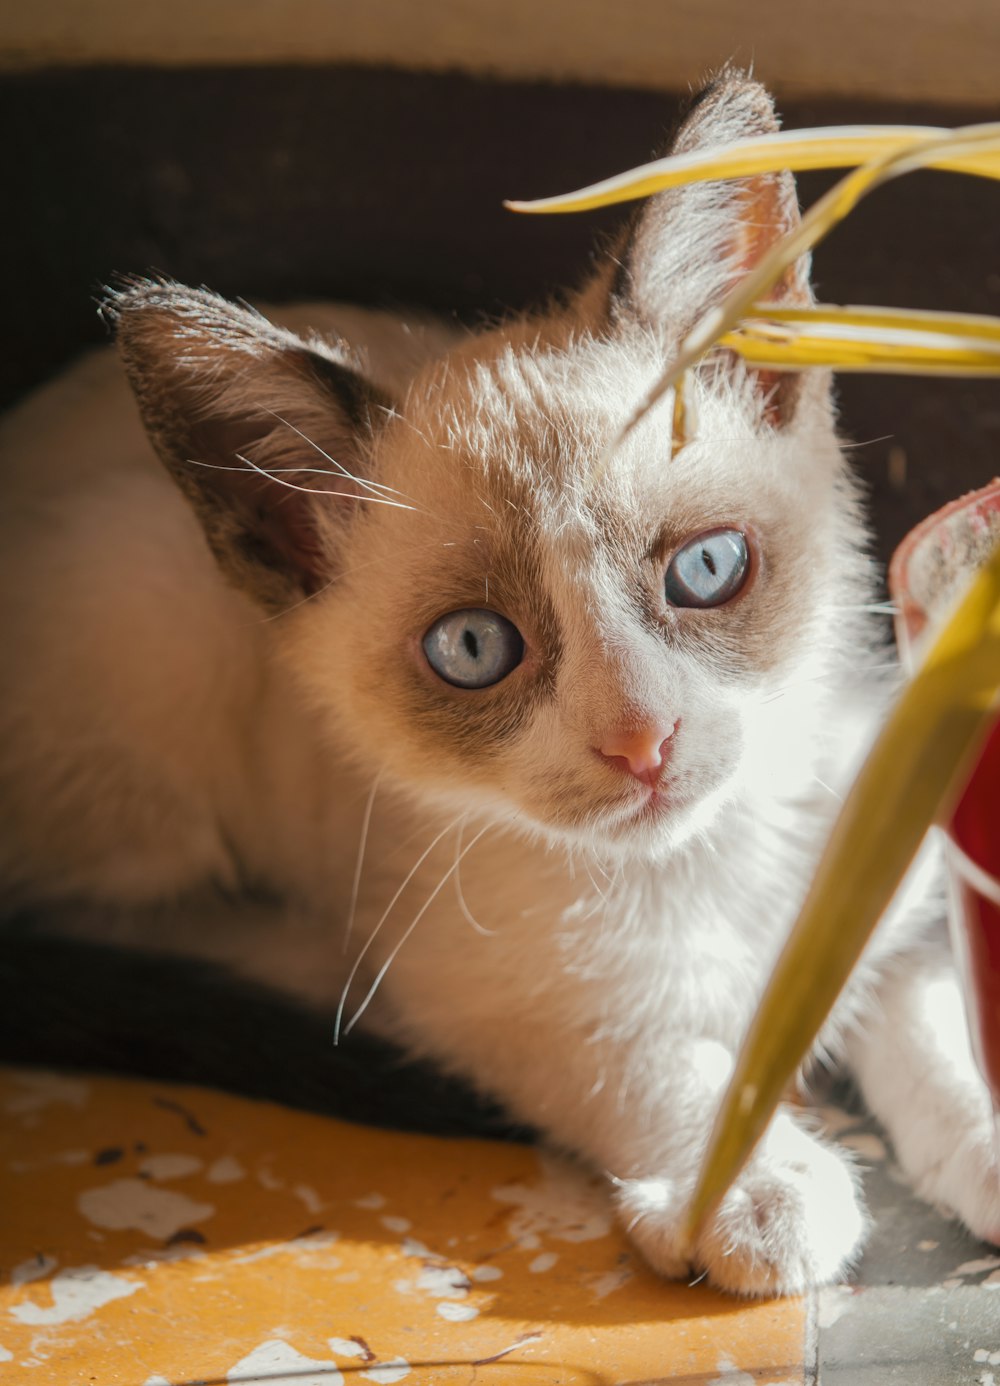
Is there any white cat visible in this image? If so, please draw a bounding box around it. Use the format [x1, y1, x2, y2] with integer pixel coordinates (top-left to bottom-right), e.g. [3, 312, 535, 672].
[2, 71, 998, 1296]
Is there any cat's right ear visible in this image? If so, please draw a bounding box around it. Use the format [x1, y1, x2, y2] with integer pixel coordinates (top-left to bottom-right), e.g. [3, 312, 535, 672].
[602, 69, 812, 425]
[106, 280, 392, 612]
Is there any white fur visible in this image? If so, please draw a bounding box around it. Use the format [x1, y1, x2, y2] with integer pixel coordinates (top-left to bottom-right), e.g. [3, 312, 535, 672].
[3, 78, 998, 1296]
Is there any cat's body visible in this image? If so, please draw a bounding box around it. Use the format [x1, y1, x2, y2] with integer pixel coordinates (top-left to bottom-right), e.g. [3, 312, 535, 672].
[2, 73, 998, 1295]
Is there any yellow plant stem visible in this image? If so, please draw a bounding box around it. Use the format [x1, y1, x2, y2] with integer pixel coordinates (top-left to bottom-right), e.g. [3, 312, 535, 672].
[684, 541, 1000, 1247]
[725, 303, 1000, 376]
[505, 125, 1000, 215]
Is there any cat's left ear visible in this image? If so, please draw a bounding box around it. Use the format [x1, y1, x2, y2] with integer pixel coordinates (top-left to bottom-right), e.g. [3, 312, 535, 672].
[107, 280, 392, 612]
[606, 70, 813, 426]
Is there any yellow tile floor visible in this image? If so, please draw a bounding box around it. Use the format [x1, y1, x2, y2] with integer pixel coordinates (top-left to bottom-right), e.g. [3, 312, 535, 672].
[0, 1067, 809, 1384]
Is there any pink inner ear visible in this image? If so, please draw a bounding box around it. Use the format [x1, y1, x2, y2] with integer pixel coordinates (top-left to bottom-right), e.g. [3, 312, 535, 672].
[732, 173, 810, 426]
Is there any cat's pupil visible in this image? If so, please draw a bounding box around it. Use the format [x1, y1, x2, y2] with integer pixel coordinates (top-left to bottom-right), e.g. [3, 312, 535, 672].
[701, 549, 717, 576]
[463, 629, 479, 659]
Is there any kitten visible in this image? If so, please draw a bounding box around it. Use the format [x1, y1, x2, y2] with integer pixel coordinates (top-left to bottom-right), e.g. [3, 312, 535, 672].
[2, 71, 998, 1296]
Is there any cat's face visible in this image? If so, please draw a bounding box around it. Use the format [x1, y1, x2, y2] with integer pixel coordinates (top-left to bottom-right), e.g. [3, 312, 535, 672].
[299, 322, 851, 861]
[111, 73, 869, 863]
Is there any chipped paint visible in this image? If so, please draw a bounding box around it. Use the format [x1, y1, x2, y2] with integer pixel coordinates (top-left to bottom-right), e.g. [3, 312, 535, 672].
[436, 1302, 479, 1322]
[379, 1216, 412, 1234]
[709, 1353, 757, 1384]
[528, 1252, 558, 1273]
[206, 1156, 246, 1183]
[10, 1266, 140, 1325]
[227, 1340, 342, 1383]
[77, 1178, 215, 1238]
[359, 1359, 410, 1383]
[586, 1263, 634, 1299]
[328, 1338, 369, 1358]
[0, 1067, 812, 1382]
[491, 1153, 612, 1250]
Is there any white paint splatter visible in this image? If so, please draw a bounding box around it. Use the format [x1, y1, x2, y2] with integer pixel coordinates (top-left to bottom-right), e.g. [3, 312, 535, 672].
[207, 1156, 246, 1184]
[400, 1238, 433, 1259]
[415, 1265, 470, 1299]
[0, 1347, 12, 1363]
[139, 1154, 203, 1181]
[528, 1252, 558, 1273]
[470, 1265, 502, 1282]
[144, 1377, 172, 1385]
[11, 1254, 57, 1286]
[708, 1355, 756, 1385]
[328, 1339, 367, 1358]
[586, 1264, 634, 1299]
[817, 1285, 857, 1328]
[78, 1179, 215, 1239]
[293, 1184, 324, 1214]
[227, 1340, 342, 1384]
[257, 1167, 284, 1192]
[380, 1216, 412, 1234]
[123, 1244, 205, 1269]
[840, 1132, 887, 1161]
[354, 1193, 385, 1210]
[918, 1239, 940, 1251]
[436, 1302, 479, 1322]
[10, 1266, 140, 1325]
[491, 1153, 612, 1252]
[360, 1360, 410, 1384]
[4, 1072, 89, 1116]
[979, 1372, 995, 1386]
[229, 1234, 338, 1267]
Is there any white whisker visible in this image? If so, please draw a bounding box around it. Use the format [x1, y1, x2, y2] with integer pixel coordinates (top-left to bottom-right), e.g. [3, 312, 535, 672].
[453, 819, 495, 936]
[334, 813, 463, 1044]
[184, 454, 417, 510]
[262, 408, 421, 507]
[343, 822, 492, 1037]
[344, 773, 383, 954]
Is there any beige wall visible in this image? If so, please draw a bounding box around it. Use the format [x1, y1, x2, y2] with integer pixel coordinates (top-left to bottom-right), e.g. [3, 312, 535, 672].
[3, 0, 998, 106]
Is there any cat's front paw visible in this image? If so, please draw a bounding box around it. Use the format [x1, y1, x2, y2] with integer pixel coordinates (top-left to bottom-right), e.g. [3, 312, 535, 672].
[615, 1113, 867, 1297]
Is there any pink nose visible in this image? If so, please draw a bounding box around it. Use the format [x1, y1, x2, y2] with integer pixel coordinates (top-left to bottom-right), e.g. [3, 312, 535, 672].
[597, 722, 677, 785]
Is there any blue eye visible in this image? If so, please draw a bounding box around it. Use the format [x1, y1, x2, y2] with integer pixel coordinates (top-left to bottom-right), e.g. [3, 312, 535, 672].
[422, 609, 524, 688]
[664, 529, 750, 608]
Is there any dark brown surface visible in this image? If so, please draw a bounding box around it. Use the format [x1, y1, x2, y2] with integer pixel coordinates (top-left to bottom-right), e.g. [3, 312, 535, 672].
[3, 64, 999, 568]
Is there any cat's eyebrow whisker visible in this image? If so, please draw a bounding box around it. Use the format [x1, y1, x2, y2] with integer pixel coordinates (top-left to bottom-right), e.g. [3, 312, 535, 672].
[343, 822, 493, 1037]
[343, 772, 384, 955]
[184, 454, 418, 511]
[334, 813, 465, 1045]
[262, 407, 420, 507]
